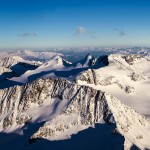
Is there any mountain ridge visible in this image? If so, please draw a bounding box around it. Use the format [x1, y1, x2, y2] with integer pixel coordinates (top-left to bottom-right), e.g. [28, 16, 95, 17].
[0, 77, 150, 149]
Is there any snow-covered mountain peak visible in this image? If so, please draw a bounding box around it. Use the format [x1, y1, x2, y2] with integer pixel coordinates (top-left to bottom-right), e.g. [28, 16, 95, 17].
[53, 56, 64, 65]
[39, 56, 72, 69]
[77, 53, 94, 67]
[53, 56, 72, 66]
[86, 53, 93, 59]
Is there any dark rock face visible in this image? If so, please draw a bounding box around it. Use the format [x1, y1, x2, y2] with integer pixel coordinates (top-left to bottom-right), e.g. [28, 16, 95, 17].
[97, 55, 109, 66]
[123, 55, 143, 65]
[0, 78, 110, 131]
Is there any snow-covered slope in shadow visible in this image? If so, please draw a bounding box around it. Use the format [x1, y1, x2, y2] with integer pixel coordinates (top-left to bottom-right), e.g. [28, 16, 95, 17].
[0, 123, 124, 150]
[0, 56, 40, 84]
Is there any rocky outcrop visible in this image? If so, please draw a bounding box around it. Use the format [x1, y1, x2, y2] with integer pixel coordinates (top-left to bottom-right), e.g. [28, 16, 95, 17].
[76, 69, 101, 85]
[123, 55, 143, 65]
[130, 73, 145, 82]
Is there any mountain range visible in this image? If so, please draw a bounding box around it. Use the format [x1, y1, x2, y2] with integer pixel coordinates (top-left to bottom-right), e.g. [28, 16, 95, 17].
[0, 51, 150, 150]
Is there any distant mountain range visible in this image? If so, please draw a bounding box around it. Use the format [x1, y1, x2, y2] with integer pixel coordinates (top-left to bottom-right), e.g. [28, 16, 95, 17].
[0, 50, 63, 62]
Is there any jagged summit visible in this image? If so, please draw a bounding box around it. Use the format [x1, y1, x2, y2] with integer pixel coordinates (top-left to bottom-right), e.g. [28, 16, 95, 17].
[41, 56, 72, 68]
[86, 53, 93, 59]
[77, 53, 94, 67]
[53, 56, 72, 66]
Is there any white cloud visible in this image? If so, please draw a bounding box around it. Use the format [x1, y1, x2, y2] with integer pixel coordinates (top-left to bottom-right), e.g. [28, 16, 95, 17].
[74, 26, 97, 39]
[19, 32, 37, 37]
[75, 26, 87, 35]
[114, 28, 126, 37]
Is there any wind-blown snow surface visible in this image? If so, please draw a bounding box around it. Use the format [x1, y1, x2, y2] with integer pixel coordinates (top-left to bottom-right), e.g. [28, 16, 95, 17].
[0, 53, 150, 150]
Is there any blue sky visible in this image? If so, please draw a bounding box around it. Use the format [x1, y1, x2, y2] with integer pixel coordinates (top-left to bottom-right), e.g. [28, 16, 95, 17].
[0, 0, 150, 48]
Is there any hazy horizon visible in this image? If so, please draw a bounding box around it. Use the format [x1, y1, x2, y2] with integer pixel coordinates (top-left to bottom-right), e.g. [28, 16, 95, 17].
[0, 0, 150, 48]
